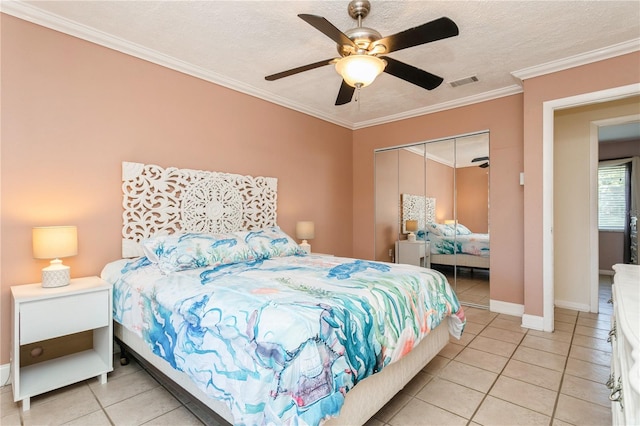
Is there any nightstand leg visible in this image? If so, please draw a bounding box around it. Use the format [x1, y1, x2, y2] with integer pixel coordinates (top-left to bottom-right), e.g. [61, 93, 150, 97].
[98, 373, 107, 385]
[21, 397, 30, 411]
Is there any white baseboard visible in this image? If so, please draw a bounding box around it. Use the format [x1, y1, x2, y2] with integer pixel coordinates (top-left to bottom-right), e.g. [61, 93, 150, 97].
[599, 269, 615, 276]
[489, 299, 524, 317]
[1, 363, 11, 387]
[555, 299, 590, 312]
[521, 314, 545, 331]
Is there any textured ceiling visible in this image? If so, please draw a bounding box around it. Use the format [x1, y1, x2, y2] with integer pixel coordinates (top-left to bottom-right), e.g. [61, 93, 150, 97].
[3, 1, 640, 129]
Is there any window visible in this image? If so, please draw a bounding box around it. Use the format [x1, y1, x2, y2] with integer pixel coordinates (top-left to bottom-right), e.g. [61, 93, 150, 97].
[598, 164, 628, 231]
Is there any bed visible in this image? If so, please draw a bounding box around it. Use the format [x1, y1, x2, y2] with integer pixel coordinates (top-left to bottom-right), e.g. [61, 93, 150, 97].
[401, 193, 490, 270]
[102, 162, 466, 425]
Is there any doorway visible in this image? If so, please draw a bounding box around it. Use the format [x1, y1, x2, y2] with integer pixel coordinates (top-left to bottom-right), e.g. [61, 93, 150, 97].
[542, 84, 640, 331]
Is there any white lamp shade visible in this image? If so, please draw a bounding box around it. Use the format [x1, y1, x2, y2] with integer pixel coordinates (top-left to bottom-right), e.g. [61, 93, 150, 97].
[335, 55, 386, 88]
[296, 221, 315, 240]
[33, 226, 78, 259]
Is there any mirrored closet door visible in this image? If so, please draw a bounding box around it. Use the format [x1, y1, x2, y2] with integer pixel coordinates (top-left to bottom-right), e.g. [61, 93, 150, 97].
[374, 132, 490, 308]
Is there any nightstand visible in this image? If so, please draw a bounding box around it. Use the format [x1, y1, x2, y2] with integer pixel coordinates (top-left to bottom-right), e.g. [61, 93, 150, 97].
[11, 276, 113, 411]
[395, 240, 430, 268]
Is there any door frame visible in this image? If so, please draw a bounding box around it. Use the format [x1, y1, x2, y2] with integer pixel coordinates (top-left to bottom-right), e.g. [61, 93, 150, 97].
[542, 83, 640, 331]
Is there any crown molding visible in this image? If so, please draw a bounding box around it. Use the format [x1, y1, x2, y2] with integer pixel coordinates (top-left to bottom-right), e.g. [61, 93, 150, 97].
[2, 1, 636, 131]
[352, 85, 524, 130]
[512, 38, 640, 81]
[0, 1, 354, 129]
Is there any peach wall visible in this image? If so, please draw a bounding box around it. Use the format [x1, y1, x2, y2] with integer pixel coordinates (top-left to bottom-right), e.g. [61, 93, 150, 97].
[599, 232, 625, 271]
[0, 15, 353, 365]
[426, 159, 454, 223]
[374, 150, 399, 262]
[457, 166, 489, 233]
[599, 139, 640, 160]
[353, 95, 525, 307]
[522, 52, 640, 317]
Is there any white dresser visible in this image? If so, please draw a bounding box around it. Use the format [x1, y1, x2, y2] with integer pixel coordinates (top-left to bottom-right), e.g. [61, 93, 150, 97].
[609, 264, 640, 425]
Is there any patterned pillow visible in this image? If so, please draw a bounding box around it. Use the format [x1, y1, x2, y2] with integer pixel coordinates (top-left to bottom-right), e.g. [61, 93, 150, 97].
[454, 223, 473, 235]
[141, 232, 256, 274]
[234, 226, 305, 259]
[425, 222, 456, 237]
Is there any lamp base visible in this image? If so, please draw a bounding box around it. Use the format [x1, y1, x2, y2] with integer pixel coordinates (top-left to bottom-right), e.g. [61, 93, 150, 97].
[299, 240, 311, 255]
[407, 232, 416, 242]
[42, 261, 70, 288]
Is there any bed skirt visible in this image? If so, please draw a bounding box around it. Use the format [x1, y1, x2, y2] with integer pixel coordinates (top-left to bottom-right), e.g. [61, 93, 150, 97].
[431, 253, 490, 269]
[114, 319, 449, 425]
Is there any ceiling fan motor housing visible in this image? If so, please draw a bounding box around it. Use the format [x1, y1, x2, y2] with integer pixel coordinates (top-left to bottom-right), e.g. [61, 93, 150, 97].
[338, 27, 383, 56]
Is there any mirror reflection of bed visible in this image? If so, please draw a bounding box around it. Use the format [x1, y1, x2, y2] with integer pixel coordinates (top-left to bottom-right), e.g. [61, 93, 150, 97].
[374, 132, 490, 308]
[400, 193, 490, 308]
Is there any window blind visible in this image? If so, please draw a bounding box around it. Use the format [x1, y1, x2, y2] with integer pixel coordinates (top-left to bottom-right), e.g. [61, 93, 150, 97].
[598, 164, 627, 231]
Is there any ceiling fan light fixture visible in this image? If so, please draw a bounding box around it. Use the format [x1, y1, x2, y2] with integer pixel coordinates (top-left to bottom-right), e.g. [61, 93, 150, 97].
[335, 55, 386, 88]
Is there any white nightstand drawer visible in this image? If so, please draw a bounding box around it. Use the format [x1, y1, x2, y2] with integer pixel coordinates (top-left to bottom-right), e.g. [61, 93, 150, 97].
[20, 290, 109, 344]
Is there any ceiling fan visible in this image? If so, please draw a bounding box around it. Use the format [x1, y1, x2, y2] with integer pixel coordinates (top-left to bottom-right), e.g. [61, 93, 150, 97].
[265, 0, 459, 106]
[472, 156, 490, 168]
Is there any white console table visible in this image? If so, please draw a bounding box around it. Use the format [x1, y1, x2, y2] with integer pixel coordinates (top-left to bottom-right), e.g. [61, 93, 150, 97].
[609, 264, 639, 425]
[395, 240, 430, 268]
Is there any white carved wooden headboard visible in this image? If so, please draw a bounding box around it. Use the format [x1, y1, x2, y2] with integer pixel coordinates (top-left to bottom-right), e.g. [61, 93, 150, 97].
[401, 194, 436, 233]
[121, 161, 278, 257]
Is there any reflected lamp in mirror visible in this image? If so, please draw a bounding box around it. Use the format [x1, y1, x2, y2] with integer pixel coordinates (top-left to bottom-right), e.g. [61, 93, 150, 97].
[296, 221, 315, 254]
[405, 220, 418, 242]
[32, 226, 78, 288]
[444, 219, 457, 225]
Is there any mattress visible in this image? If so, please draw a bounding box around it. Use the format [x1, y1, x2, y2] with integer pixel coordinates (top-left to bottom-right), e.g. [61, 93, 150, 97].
[102, 254, 465, 425]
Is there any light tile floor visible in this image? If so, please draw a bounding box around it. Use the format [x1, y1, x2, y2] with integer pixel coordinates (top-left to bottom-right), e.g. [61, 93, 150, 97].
[433, 266, 490, 307]
[1, 278, 614, 426]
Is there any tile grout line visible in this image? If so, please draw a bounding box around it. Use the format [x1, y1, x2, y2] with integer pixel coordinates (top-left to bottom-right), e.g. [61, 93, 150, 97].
[461, 315, 531, 425]
[549, 314, 579, 425]
[86, 378, 117, 426]
[386, 312, 496, 425]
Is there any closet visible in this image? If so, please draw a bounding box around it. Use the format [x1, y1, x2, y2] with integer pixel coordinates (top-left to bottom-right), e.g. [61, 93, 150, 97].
[374, 132, 490, 307]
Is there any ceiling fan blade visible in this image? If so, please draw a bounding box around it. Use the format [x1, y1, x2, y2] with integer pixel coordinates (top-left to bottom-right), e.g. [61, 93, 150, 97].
[265, 58, 335, 81]
[374, 17, 459, 54]
[479, 162, 489, 168]
[381, 56, 443, 90]
[335, 80, 355, 105]
[298, 14, 357, 49]
[471, 156, 490, 162]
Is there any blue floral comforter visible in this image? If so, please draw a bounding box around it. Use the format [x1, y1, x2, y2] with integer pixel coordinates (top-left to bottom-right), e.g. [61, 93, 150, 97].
[430, 233, 490, 257]
[102, 254, 465, 425]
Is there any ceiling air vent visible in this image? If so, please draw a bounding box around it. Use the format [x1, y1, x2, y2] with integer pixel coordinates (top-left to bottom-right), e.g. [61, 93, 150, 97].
[449, 75, 479, 88]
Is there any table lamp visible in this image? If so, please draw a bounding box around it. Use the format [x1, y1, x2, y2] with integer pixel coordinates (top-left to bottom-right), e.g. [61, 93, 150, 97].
[296, 221, 315, 254]
[33, 226, 78, 288]
[406, 220, 418, 242]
